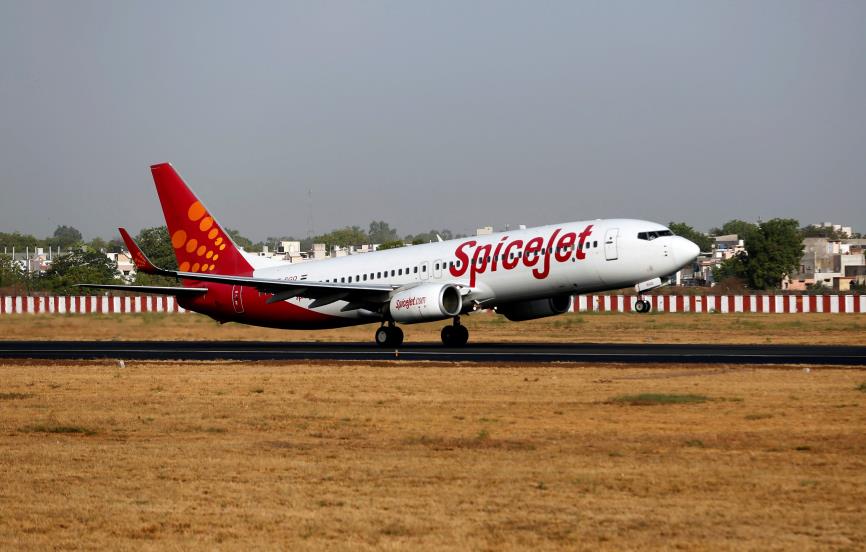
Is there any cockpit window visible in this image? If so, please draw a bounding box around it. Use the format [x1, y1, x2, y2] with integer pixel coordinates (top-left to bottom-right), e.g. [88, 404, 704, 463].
[637, 229, 673, 240]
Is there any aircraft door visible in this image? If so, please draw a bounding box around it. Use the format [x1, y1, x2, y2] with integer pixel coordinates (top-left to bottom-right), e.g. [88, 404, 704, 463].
[419, 261, 430, 280]
[231, 285, 245, 313]
[604, 228, 619, 261]
[433, 259, 443, 279]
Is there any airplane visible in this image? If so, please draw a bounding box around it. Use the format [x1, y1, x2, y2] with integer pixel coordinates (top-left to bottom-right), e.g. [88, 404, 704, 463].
[80, 163, 700, 347]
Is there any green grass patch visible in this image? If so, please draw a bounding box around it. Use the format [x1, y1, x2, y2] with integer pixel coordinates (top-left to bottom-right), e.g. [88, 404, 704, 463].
[20, 424, 96, 436]
[610, 393, 709, 406]
[744, 413, 774, 420]
[0, 392, 33, 400]
[684, 439, 705, 448]
[856, 382, 866, 393]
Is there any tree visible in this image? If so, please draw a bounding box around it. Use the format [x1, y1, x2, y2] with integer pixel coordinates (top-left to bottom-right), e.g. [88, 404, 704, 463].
[743, 219, 804, 290]
[801, 225, 845, 240]
[135, 226, 177, 269]
[39, 249, 120, 294]
[225, 228, 259, 251]
[710, 220, 759, 240]
[368, 221, 399, 244]
[133, 226, 182, 286]
[316, 226, 369, 249]
[47, 225, 83, 249]
[713, 219, 803, 290]
[0, 254, 26, 290]
[404, 229, 452, 244]
[0, 231, 44, 251]
[668, 222, 712, 252]
[377, 240, 405, 251]
[712, 253, 748, 283]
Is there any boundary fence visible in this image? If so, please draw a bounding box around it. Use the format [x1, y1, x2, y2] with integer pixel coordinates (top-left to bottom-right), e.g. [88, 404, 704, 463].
[1, 295, 185, 314]
[573, 294, 864, 313]
[0, 294, 863, 315]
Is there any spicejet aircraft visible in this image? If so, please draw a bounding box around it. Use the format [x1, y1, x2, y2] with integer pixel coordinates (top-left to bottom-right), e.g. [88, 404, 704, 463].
[80, 163, 700, 346]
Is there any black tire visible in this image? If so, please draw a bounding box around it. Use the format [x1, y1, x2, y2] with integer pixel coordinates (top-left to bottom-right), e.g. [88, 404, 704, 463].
[634, 300, 645, 313]
[390, 326, 404, 347]
[441, 325, 455, 346]
[442, 324, 469, 347]
[375, 327, 391, 347]
[453, 324, 469, 346]
[642, 300, 652, 313]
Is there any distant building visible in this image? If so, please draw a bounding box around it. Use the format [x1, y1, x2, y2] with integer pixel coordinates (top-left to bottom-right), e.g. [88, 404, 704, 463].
[786, 236, 866, 291]
[106, 251, 135, 282]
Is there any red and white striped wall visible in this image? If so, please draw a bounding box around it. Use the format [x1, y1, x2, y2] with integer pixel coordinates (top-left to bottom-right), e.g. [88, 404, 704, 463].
[1, 294, 863, 315]
[572, 295, 865, 314]
[0, 295, 185, 314]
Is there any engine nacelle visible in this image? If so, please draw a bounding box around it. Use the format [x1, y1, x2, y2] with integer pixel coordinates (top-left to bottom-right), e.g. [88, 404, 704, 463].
[389, 283, 463, 324]
[496, 295, 572, 322]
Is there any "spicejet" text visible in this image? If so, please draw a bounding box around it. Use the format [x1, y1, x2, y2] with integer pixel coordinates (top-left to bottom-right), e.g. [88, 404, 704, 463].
[449, 225, 594, 287]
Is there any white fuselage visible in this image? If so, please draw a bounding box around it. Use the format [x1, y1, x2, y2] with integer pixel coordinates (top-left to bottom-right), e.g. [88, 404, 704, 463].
[247, 218, 699, 323]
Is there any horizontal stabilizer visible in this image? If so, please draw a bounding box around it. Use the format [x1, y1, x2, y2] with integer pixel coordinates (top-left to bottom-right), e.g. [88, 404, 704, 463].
[75, 284, 207, 296]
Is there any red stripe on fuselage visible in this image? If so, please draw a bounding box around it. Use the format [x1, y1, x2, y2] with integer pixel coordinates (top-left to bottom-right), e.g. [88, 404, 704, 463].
[179, 284, 354, 330]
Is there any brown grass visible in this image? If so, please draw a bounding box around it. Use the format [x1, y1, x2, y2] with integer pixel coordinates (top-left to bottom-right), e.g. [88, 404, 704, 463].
[1, 361, 865, 549]
[1, 311, 865, 344]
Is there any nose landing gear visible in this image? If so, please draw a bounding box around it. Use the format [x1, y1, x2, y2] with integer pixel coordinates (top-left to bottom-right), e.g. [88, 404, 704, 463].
[375, 322, 404, 347]
[441, 317, 469, 347]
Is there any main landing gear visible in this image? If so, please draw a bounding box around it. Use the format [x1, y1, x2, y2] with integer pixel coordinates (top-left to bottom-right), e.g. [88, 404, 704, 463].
[440, 317, 469, 347]
[634, 300, 650, 313]
[375, 322, 404, 347]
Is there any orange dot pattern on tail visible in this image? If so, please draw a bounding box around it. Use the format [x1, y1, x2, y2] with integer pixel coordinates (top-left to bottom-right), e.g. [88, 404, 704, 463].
[172, 202, 229, 272]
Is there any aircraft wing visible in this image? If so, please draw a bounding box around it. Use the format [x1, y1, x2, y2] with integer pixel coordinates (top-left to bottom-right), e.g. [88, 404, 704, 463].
[75, 284, 208, 296]
[108, 228, 397, 308]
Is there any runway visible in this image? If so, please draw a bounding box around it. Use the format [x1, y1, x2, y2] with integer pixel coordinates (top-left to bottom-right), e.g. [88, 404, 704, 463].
[1, 341, 865, 365]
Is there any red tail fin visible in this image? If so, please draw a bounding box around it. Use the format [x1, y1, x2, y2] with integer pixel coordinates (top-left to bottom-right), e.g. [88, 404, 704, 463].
[150, 163, 254, 276]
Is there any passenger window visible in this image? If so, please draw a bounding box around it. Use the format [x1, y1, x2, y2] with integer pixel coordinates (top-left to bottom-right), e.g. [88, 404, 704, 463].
[398, 269, 402, 275]
[593, 241, 598, 248]
[414, 267, 418, 274]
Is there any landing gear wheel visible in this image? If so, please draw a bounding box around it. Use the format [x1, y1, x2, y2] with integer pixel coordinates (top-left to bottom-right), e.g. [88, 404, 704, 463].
[375, 326, 391, 346]
[635, 299, 651, 313]
[375, 325, 404, 347]
[441, 321, 469, 347]
[390, 326, 404, 347]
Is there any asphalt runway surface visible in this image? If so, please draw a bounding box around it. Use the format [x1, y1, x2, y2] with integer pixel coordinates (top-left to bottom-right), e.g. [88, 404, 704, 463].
[1, 341, 865, 365]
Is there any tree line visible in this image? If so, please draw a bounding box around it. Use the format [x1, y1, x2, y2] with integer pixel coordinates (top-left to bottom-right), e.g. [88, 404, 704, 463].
[0, 219, 858, 294]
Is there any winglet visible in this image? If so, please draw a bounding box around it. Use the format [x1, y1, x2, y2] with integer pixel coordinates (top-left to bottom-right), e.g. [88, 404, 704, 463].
[119, 228, 162, 274]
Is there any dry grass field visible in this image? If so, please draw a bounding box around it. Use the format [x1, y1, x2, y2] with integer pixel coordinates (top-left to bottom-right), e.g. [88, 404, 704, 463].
[1, 311, 865, 344]
[1, 361, 865, 550]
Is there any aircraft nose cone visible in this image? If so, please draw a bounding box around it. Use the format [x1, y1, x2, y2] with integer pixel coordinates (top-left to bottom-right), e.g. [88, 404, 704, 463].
[675, 237, 700, 266]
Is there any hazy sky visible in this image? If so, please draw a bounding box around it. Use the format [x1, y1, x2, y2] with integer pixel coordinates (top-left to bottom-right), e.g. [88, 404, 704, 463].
[1, 1, 864, 241]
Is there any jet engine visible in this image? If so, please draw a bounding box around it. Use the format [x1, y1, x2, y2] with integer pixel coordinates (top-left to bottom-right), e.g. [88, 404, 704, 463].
[496, 295, 572, 322]
[389, 283, 463, 324]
